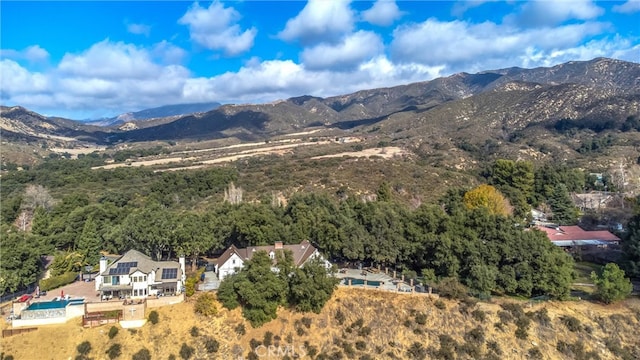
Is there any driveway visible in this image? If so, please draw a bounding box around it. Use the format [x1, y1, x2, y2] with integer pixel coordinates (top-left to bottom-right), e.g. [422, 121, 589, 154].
[35, 279, 100, 303]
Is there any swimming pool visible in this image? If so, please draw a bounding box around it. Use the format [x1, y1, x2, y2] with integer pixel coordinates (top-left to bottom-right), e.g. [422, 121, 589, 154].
[342, 277, 382, 287]
[26, 299, 84, 310]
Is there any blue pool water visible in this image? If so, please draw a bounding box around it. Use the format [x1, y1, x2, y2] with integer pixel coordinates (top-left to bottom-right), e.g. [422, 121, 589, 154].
[343, 277, 382, 287]
[26, 299, 84, 310]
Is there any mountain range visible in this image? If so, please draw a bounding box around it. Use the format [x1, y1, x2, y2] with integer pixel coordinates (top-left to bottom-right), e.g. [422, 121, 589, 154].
[1, 57, 638, 151]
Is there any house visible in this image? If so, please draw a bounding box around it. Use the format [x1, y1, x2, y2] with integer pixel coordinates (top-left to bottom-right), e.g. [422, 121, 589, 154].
[95, 249, 186, 299]
[215, 240, 330, 280]
[535, 225, 620, 248]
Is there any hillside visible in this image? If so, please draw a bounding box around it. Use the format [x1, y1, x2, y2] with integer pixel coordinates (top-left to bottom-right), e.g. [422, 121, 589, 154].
[1, 289, 639, 359]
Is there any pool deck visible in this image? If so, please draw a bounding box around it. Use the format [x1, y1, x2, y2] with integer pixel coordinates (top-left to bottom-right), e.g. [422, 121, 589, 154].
[335, 269, 412, 292]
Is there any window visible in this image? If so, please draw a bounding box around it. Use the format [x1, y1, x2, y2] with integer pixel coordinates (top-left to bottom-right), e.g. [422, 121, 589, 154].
[232, 259, 236, 265]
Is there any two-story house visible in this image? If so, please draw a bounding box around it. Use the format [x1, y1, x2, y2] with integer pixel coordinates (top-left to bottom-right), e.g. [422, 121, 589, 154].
[215, 240, 330, 281]
[95, 249, 186, 299]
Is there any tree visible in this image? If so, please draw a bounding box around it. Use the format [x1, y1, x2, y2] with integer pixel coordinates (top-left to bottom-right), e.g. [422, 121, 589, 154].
[591, 263, 633, 304]
[463, 184, 511, 217]
[288, 258, 339, 313]
[376, 181, 392, 202]
[77, 216, 101, 265]
[622, 213, 640, 278]
[548, 184, 578, 225]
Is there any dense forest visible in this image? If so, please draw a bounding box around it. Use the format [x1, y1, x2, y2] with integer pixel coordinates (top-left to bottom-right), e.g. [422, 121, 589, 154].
[1, 156, 638, 302]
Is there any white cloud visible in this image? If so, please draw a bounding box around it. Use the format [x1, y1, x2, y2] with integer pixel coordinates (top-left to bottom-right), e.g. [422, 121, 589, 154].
[613, 0, 640, 14]
[0, 59, 49, 94]
[0, 45, 49, 62]
[178, 1, 256, 56]
[505, 0, 604, 27]
[301, 31, 384, 71]
[391, 18, 606, 69]
[127, 23, 151, 36]
[278, 0, 354, 45]
[362, 0, 404, 26]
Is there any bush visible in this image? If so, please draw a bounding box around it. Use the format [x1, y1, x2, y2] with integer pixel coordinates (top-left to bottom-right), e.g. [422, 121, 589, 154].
[301, 316, 312, 329]
[263, 331, 273, 347]
[148, 310, 159, 325]
[464, 326, 485, 344]
[487, 340, 502, 355]
[106, 343, 121, 359]
[591, 263, 633, 304]
[204, 337, 220, 353]
[471, 309, 486, 322]
[528, 347, 543, 359]
[358, 326, 371, 337]
[39, 272, 77, 292]
[132, 348, 151, 360]
[235, 323, 246, 335]
[437, 277, 468, 300]
[527, 308, 551, 327]
[76, 341, 91, 356]
[194, 293, 218, 317]
[355, 341, 367, 351]
[179, 343, 195, 360]
[335, 309, 346, 325]
[434, 300, 446, 309]
[190, 326, 199, 337]
[406, 342, 427, 360]
[560, 315, 582, 332]
[108, 326, 119, 339]
[415, 313, 427, 325]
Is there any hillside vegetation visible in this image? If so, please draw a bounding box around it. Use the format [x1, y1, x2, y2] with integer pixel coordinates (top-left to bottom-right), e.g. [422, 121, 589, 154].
[1, 288, 639, 359]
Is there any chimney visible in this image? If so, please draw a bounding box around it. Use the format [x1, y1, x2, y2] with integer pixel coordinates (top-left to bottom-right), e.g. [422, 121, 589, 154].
[96, 256, 108, 291]
[275, 241, 283, 250]
[179, 255, 186, 282]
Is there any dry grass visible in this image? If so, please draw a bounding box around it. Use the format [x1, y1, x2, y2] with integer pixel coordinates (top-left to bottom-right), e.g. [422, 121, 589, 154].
[1, 289, 639, 359]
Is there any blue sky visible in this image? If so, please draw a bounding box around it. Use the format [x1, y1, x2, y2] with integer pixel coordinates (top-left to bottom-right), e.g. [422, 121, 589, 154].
[1, 0, 639, 120]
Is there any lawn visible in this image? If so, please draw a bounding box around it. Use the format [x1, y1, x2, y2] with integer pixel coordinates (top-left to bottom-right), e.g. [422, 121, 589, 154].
[574, 261, 602, 284]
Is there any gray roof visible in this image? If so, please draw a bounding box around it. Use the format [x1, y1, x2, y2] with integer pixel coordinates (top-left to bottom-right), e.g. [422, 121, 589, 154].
[216, 240, 318, 268]
[100, 249, 182, 280]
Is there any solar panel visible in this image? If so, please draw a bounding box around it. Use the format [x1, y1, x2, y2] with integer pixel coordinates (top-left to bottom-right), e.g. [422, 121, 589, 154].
[161, 268, 178, 279]
[116, 262, 138, 268]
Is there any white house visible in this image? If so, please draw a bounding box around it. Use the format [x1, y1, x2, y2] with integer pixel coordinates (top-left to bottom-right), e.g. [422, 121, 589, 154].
[215, 240, 330, 281]
[95, 249, 186, 299]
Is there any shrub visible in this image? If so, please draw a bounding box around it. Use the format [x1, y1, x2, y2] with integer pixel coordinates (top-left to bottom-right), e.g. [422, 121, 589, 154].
[204, 337, 220, 353]
[560, 315, 582, 332]
[179, 343, 195, 360]
[190, 326, 200, 337]
[434, 300, 446, 309]
[528, 347, 543, 359]
[249, 338, 262, 350]
[194, 293, 218, 317]
[358, 326, 371, 337]
[415, 313, 427, 325]
[471, 309, 486, 322]
[355, 341, 367, 351]
[132, 349, 151, 360]
[437, 277, 468, 300]
[108, 326, 119, 339]
[527, 308, 551, 327]
[76, 341, 91, 356]
[457, 343, 481, 358]
[263, 331, 273, 347]
[464, 326, 485, 344]
[235, 323, 246, 335]
[341, 342, 355, 357]
[406, 342, 427, 360]
[487, 340, 502, 355]
[403, 319, 413, 328]
[515, 316, 531, 340]
[501, 303, 524, 318]
[148, 310, 159, 325]
[301, 316, 312, 328]
[39, 271, 77, 292]
[591, 263, 633, 304]
[497, 310, 513, 324]
[106, 343, 121, 359]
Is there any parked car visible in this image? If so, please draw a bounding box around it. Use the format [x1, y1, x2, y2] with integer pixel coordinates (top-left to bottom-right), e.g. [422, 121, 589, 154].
[17, 294, 33, 302]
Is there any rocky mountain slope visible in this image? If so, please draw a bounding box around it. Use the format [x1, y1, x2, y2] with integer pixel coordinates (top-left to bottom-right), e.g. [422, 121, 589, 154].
[1, 57, 638, 148]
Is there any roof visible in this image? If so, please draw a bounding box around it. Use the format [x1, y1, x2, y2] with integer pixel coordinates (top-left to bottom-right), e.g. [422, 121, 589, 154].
[216, 240, 318, 268]
[100, 249, 182, 280]
[535, 225, 620, 245]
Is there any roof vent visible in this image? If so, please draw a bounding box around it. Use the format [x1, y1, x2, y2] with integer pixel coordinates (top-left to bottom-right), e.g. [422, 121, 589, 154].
[252, 248, 256, 252]
[275, 241, 283, 249]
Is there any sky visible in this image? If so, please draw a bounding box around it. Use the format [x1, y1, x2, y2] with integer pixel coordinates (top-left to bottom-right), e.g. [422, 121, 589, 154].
[1, 0, 639, 120]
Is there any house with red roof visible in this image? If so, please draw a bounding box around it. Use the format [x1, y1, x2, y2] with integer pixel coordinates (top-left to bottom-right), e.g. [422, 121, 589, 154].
[535, 225, 620, 248]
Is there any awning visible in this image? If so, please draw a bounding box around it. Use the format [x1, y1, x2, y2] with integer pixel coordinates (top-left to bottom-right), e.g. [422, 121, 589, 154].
[100, 285, 133, 291]
[152, 282, 177, 289]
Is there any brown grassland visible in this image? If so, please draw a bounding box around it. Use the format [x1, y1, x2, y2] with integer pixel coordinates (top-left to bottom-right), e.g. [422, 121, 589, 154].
[1, 288, 639, 360]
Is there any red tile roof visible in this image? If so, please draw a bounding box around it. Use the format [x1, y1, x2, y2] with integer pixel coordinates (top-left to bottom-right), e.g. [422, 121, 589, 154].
[535, 225, 620, 242]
